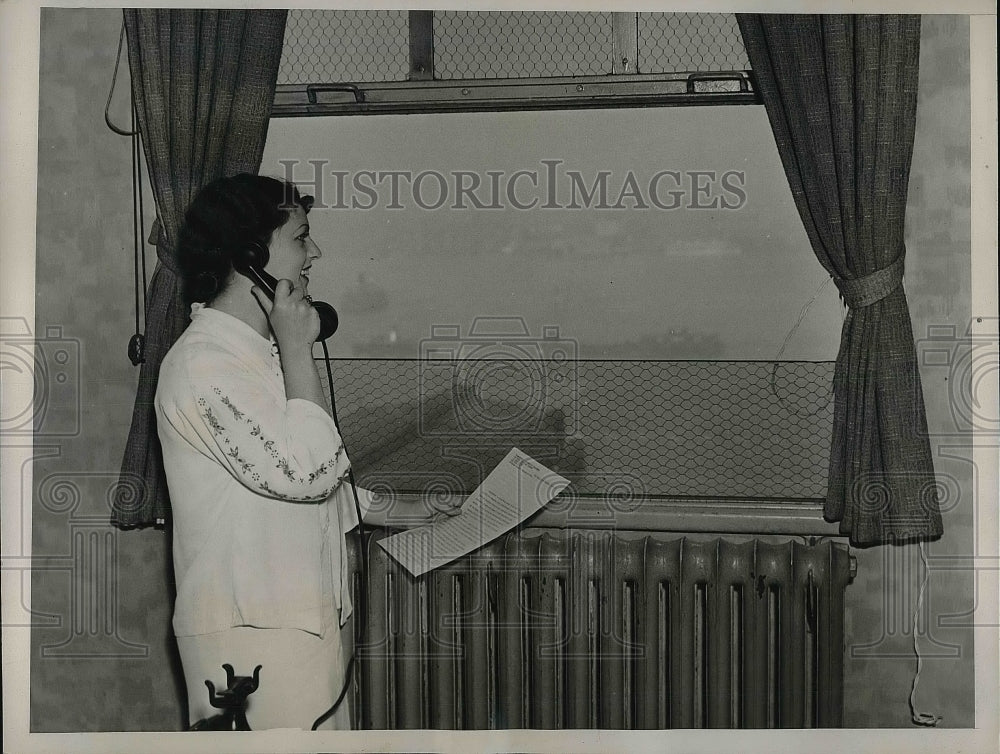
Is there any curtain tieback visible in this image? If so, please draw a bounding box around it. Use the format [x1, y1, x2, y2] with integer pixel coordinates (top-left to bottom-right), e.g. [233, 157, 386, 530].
[833, 251, 905, 308]
[147, 215, 181, 275]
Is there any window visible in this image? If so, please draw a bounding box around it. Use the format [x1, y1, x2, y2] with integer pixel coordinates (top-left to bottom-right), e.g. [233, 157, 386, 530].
[261, 107, 842, 362]
[273, 11, 757, 116]
[261, 10, 843, 529]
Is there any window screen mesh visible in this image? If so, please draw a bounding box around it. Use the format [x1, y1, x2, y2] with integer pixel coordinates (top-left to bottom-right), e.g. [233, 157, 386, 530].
[277, 10, 751, 84]
[638, 13, 749, 72]
[325, 360, 833, 501]
[276, 9, 409, 84]
[433, 11, 614, 79]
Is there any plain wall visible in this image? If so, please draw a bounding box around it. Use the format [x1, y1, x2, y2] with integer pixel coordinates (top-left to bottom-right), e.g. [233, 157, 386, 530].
[28, 9, 975, 731]
[29, 7, 185, 731]
[841, 14, 975, 727]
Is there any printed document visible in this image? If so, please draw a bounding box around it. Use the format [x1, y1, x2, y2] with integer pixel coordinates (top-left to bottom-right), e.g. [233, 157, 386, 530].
[377, 448, 570, 577]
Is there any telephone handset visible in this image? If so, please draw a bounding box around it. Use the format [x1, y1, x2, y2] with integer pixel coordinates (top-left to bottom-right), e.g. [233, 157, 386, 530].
[233, 240, 339, 342]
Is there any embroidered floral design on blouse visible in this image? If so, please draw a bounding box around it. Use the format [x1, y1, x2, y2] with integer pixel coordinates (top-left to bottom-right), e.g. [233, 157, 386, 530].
[275, 457, 297, 482]
[226, 446, 255, 476]
[207, 386, 344, 492]
[198, 397, 259, 481]
[218, 394, 245, 421]
[308, 463, 332, 483]
[258, 466, 350, 502]
[199, 400, 225, 436]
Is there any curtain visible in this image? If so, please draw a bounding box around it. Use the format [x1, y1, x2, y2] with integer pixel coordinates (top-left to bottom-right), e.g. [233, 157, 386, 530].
[736, 14, 942, 546]
[112, 9, 287, 528]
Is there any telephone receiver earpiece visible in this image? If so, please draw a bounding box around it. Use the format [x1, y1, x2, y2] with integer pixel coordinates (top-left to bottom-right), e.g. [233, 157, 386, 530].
[233, 240, 339, 341]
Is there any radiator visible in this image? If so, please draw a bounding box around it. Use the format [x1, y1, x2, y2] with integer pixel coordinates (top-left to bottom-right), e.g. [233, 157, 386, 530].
[346, 531, 853, 729]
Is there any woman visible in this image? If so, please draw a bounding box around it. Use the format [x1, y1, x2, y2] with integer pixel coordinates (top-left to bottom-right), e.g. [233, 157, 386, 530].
[155, 174, 437, 730]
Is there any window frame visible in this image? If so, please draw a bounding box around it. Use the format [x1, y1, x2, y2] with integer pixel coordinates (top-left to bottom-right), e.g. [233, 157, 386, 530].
[273, 10, 837, 538]
[272, 11, 761, 118]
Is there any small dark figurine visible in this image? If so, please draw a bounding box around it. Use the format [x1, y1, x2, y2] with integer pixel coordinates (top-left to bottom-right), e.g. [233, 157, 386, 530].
[188, 663, 262, 731]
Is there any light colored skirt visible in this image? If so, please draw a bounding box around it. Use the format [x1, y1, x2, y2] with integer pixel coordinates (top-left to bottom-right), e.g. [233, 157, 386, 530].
[177, 618, 352, 731]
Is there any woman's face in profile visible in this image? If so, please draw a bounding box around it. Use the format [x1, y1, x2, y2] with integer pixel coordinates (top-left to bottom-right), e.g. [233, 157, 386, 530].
[265, 203, 322, 293]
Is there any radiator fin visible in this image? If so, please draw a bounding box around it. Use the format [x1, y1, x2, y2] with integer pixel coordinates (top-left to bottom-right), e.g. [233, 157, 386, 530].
[348, 532, 850, 729]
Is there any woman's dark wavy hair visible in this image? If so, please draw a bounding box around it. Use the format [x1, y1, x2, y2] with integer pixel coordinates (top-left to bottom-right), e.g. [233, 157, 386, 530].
[177, 174, 314, 304]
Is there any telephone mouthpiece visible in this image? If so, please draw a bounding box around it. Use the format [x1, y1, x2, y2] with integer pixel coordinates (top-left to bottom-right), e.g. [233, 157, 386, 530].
[314, 301, 339, 341]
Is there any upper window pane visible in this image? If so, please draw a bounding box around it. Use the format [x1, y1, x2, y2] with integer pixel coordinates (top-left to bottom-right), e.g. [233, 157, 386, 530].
[637, 13, 749, 73]
[277, 9, 409, 84]
[277, 10, 752, 84]
[433, 11, 613, 79]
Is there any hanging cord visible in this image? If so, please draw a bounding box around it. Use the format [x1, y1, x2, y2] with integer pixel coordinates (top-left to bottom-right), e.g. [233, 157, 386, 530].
[105, 18, 138, 137]
[311, 339, 368, 731]
[126, 86, 148, 366]
[129, 99, 141, 342]
[908, 540, 943, 727]
[136, 104, 148, 321]
[113, 12, 149, 366]
[769, 275, 835, 417]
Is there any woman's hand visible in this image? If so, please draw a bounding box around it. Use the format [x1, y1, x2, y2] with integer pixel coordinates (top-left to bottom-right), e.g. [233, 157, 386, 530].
[360, 491, 466, 529]
[252, 280, 329, 415]
[251, 278, 320, 352]
[426, 494, 465, 525]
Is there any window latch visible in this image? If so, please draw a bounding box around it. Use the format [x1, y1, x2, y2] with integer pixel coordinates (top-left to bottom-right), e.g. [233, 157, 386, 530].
[307, 84, 366, 105]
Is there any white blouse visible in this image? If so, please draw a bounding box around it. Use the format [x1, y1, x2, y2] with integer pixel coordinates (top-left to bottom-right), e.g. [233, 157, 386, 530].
[155, 303, 370, 639]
